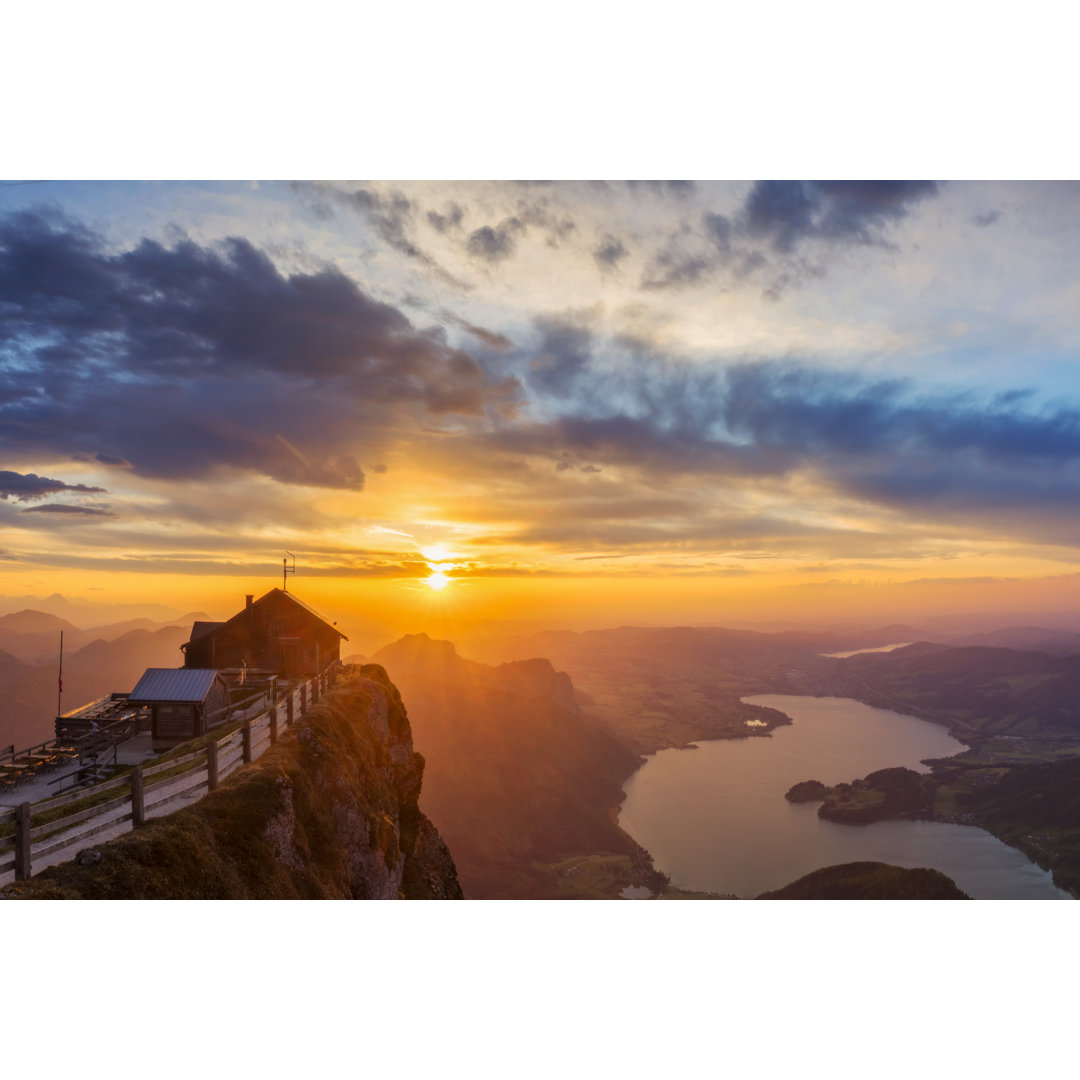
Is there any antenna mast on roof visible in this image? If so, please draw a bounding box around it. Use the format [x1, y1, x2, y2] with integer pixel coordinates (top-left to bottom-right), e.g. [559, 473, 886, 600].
[283, 551, 296, 592]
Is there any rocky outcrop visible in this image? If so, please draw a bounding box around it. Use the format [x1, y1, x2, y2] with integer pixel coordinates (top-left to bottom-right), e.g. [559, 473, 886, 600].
[3, 666, 463, 899]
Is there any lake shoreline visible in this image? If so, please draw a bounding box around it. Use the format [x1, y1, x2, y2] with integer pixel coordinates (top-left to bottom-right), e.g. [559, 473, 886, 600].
[615, 694, 1070, 899]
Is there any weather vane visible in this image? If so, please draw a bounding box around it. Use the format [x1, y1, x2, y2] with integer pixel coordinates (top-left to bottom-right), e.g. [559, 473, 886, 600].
[283, 551, 296, 592]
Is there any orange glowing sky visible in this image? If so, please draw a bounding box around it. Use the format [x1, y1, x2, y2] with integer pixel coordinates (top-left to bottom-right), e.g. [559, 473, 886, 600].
[3, 180, 1080, 643]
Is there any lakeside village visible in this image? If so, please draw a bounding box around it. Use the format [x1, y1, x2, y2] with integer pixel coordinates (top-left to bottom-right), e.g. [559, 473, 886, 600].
[0, 587, 348, 804]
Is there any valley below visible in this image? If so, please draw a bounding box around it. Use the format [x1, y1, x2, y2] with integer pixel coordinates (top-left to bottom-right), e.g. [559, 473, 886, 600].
[6, 603, 1080, 899]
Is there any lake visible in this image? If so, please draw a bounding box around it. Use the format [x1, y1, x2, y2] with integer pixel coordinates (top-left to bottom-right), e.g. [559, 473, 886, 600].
[618, 694, 1071, 900]
[819, 642, 912, 658]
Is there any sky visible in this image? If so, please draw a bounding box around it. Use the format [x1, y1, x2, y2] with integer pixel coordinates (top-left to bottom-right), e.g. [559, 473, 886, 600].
[3, 179, 1080, 640]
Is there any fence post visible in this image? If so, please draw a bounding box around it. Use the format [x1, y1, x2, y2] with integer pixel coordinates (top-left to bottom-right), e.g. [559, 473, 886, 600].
[242, 722, 252, 764]
[206, 740, 219, 792]
[131, 765, 145, 827]
[269, 706, 278, 745]
[300, 683, 307, 715]
[14, 802, 31, 881]
[312, 676, 319, 704]
[286, 694, 294, 728]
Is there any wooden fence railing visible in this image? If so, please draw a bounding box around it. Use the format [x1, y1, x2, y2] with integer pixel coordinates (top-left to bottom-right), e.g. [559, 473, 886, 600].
[0, 664, 338, 884]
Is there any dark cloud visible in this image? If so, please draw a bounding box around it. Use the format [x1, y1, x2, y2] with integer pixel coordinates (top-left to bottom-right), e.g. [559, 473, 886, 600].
[21, 504, 115, 517]
[642, 180, 938, 295]
[0, 470, 106, 502]
[703, 212, 733, 252]
[526, 206, 577, 246]
[488, 413, 790, 479]
[292, 182, 466, 287]
[483, 351, 1080, 537]
[743, 181, 938, 252]
[528, 315, 595, 398]
[593, 233, 629, 270]
[641, 246, 715, 291]
[427, 203, 465, 233]
[466, 218, 526, 261]
[465, 202, 576, 264]
[0, 208, 521, 489]
[974, 210, 1002, 227]
[372, 463, 388, 474]
[721, 362, 1080, 466]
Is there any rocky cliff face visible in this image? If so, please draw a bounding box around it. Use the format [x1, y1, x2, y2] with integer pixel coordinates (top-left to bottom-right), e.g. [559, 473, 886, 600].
[372, 634, 658, 898]
[4, 666, 463, 899]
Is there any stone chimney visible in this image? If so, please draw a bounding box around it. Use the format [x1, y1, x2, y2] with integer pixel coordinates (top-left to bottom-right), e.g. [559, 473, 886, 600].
[245, 594, 254, 610]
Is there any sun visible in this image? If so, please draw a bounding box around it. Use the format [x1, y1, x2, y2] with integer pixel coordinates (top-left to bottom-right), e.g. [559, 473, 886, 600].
[424, 570, 451, 590]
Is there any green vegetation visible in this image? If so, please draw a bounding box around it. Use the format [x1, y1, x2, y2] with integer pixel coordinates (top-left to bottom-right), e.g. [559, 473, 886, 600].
[785, 779, 828, 803]
[812, 767, 932, 825]
[536, 853, 644, 899]
[757, 861, 971, 899]
[954, 756, 1080, 895]
[2, 668, 462, 900]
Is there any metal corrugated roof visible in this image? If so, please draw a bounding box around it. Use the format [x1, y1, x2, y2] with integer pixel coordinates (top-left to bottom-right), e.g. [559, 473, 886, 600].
[128, 668, 222, 703]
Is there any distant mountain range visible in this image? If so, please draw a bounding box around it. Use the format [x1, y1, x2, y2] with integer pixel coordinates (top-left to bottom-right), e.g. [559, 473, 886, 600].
[0, 614, 201, 750]
[0, 608, 212, 664]
[0, 593, 189, 626]
[944, 626, 1080, 655]
[812, 642, 1080, 744]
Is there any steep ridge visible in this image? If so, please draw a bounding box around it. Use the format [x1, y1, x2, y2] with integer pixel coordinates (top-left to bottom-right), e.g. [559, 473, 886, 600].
[3, 666, 463, 899]
[373, 634, 659, 898]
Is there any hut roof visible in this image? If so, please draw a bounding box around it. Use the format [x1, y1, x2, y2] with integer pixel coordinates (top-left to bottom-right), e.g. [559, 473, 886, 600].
[181, 589, 347, 655]
[129, 668, 225, 703]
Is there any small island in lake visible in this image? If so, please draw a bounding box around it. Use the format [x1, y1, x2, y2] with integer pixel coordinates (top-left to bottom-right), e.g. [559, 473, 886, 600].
[785, 767, 932, 824]
[785, 779, 829, 802]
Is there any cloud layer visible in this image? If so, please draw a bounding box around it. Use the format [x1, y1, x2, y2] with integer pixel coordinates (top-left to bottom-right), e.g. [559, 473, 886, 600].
[3, 183, 1079, 587]
[0, 208, 520, 489]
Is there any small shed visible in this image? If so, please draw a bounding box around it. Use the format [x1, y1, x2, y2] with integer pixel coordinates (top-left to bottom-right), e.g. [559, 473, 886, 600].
[128, 668, 230, 750]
